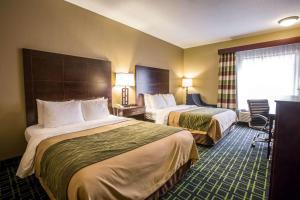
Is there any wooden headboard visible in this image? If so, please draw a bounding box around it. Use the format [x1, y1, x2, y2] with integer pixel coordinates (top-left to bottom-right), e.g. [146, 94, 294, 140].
[23, 49, 112, 126]
[135, 65, 169, 106]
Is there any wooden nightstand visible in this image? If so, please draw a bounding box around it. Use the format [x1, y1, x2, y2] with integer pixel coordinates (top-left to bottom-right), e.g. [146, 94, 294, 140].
[113, 106, 146, 120]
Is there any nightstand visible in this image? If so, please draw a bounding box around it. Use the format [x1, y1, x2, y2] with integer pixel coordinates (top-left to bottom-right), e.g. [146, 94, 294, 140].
[113, 106, 146, 120]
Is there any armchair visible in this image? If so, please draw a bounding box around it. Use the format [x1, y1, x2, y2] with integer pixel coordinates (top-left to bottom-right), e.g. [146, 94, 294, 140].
[186, 93, 217, 107]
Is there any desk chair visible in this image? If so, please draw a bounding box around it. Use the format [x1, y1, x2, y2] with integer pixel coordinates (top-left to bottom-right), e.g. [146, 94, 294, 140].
[247, 99, 272, 157]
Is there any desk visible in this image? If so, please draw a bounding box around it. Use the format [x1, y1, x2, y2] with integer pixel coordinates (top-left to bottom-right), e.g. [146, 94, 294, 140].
[269, 96, 300, 200]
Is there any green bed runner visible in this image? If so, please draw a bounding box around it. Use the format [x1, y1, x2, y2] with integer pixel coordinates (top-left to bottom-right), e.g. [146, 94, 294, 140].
[40, 121, 183, 200]
[179, 107, 228, 131]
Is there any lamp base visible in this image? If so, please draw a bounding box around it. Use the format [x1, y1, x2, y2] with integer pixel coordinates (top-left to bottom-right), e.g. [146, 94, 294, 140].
[122, 87, 129, 106]
[185, 87, 189, 104]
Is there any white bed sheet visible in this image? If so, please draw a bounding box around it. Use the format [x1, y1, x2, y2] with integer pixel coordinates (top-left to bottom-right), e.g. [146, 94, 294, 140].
[144, 110, 157, 121]
[146, 105, 198, 124]
[17, 115, 129, 178]
[146, 105, 237, 133]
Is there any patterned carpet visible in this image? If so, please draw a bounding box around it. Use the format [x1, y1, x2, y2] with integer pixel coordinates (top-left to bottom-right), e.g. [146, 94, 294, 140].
[161, 125, 270, 200]
[0, 125, 270, 200]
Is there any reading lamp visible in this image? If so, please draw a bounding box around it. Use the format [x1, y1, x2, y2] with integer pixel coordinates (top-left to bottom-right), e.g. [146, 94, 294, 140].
[115, 73, 135, 106]
[182, 78, 193, 99]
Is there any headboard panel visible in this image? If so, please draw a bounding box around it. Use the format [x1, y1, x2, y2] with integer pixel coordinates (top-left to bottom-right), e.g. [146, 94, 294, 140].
[135, 65, 169, 106]
[23, 49, 112, 126]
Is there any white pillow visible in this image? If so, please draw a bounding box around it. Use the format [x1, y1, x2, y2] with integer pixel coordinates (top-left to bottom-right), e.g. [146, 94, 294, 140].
[81, 98, 110, 121]
[149, 94, 168, 109]
[36, 99, 74, 125]
[162, 94, 176, 107]
[36, 99, 44, 125]
[144, 94, 152, 109]
[43, 101, 84, 128]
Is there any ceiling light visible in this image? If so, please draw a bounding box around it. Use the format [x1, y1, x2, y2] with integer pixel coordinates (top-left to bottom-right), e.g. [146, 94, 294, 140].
[278, 16, 299, 27]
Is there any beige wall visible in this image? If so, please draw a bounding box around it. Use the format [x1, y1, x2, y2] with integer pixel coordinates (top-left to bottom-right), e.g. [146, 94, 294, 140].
[184, 27, 300, 104]
[0, 0, 184, 160]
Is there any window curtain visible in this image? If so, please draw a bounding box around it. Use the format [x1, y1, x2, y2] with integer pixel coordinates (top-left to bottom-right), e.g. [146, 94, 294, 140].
[236, 43, 300, 112]
[217, 52, 237, 109]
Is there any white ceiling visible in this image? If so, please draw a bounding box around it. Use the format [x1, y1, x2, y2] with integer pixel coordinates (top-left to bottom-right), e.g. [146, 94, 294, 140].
[65, 0, 300, 48]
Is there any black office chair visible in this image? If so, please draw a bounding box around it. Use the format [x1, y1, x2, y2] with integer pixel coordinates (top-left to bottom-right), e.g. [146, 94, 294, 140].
[186, 93, 217, 107]
[247, 99, 271, 149]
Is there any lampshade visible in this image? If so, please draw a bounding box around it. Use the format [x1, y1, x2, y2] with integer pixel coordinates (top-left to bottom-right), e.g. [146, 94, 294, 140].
[115, 73, 135, 87]
[182, 78, 193, 88]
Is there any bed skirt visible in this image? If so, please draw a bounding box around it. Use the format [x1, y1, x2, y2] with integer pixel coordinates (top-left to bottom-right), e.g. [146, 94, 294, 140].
[192, 123, 236, 146]
[146, 160, 192, 200]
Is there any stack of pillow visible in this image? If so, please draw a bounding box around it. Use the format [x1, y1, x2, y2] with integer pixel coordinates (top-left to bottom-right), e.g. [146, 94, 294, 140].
[144, 94, 177, 110]
[36, 98, 110, 128]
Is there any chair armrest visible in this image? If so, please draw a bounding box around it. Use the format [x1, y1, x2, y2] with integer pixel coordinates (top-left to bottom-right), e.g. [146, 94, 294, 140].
[252, 114, 268, 122]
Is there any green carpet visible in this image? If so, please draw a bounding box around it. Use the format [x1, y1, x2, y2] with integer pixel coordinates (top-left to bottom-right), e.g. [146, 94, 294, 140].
[161, 125, 270, 200]
[0, 125, 269, 200]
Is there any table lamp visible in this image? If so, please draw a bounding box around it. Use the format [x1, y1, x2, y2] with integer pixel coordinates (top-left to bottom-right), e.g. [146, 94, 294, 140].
[115, 73, 135, 106]
[182, 78, 193, 100]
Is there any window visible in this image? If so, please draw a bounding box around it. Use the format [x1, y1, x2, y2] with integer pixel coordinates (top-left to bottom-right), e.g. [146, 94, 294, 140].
[236, 44, 300, 112]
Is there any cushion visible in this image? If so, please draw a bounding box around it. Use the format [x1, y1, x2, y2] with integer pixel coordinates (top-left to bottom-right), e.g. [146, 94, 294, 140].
[149, 94, 168, 109]
[144, 94, 152, 109]
[43, 101, 84, 128]
[81, 98, 110, 121]
[162, 94, 176, 107]
[36, 99, 74, 125]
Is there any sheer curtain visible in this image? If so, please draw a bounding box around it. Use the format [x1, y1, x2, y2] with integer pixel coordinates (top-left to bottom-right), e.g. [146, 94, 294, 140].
[236, 43, 300, 112]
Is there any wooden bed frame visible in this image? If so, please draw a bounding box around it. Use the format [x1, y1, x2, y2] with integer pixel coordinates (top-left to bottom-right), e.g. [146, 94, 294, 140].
[22, 49, 192, 199]
[23, 48, 112, 127]
[135, 65, 169, 106]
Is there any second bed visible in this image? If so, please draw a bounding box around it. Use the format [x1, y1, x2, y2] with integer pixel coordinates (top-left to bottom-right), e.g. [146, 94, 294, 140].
[135, 65, 237, 145]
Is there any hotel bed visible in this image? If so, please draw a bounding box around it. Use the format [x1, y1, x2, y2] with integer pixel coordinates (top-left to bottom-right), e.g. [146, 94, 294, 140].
[135, 65, 237, 145]
[18, 115, 198, 200]
[145, 104, 237, 145]
[18, 49, 199, 200]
